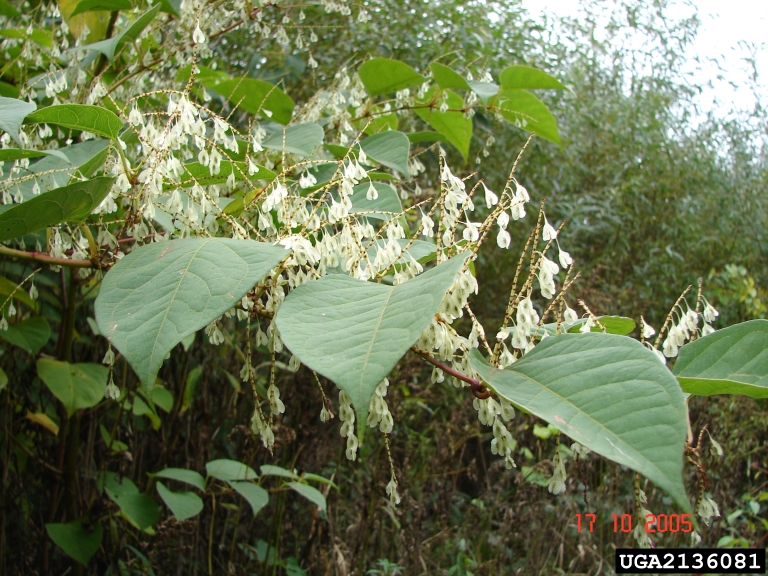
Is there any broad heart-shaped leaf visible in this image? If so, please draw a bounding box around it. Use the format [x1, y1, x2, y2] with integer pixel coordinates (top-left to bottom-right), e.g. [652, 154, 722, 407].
[673, 320, 768, 398]
[153, 468, 205, 491]
[495, 89, 561, 146]
[0, 139, 110, 199]
[286, 481, 326, 511]
[499, 65, 567, 90]
[415, 88, 472, 160]
[358, 58, 425, 96]
[37, 359, 108, 416]
[46, 519, 102, 565]
[0, 176, 115, 242]
[102, 471, 159, 530]
[95, 238, 287, 392]
[0, 96, 36, 145]
[0, 316, 50, 354]
[349, 182, 401, 220]
[71, 0, 132, 16]
[468, 334, 691, 513]
[263, 123, 324, 157]
[276, 254, 469, 437]
[206, 459, 258, 482]
[230, 481, 269, 516]
[359, 130, 410, 176]
[209, 78, 294, 125]
[76, 4, 160, 60]
[156, 482, 203, 521]
[429, 62, 470, 90]
[26, 105, 123, 140]
[0, 148, 70, 163]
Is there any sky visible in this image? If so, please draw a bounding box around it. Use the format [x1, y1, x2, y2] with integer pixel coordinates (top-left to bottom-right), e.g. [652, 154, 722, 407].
[519, 0, 767, 117]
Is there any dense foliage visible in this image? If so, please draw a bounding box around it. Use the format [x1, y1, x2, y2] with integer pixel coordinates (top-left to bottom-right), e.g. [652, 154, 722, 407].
[0, 0, 766, 574]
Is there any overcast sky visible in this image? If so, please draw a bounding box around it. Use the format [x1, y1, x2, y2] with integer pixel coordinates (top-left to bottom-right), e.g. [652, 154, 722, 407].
[520, 0, 767, 117]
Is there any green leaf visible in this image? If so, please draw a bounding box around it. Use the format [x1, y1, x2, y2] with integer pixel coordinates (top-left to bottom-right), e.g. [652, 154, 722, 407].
[0, 140, 110, 199]
[157, 482, 203, 521]
[468, 335, 690, 513]
[153, 468, 205, 491]
[99, 425, 128, 453]
[25, 105, 123, 140]
[260, 464, 298, 480]
[414, 88, 472, 160]
[467, 81, 499, 101]
[37, 359, 107, 416]
[95, 238, 287, 393]
[355, 106, 398, 134]
[0, 367, 7, 392]
[102, 472, 158, 530]
[230, 481, 269, 515]
[429, 62, 470, 90]
[0, 148, 70, 163]
[0, 97, 36, 145]
[70, 0, 132, 16]
[301, 473, 338, 488]
[0, 80, 19, 98]
[0, 277, 38, 311]
[143, 385, 173, 412]
[77, 4, 161, 60]
[673, 320, 768, 398]
[131, 396, 161, 430]
[358, 58, 425, 96]
[46, 520, 102, 565]
[286, 482, 326, 511]
[0, 0, 20, 18]
[563, 316, 636, 335]
[496, 89, 561, 146]
[407, 131, 447, 144]
[359, 131, 410, 176]
[349, 182, 402, 220]
[0, 176, 114, 242]
[179, 160, 275, 189]
[499, 65, 567, 90]
[275, 254, 469, 437]
[0, 316, 50, 354]
[263, 123, 324, 157]
[206, 459, 258, 482]
[209, 78, 295, 125]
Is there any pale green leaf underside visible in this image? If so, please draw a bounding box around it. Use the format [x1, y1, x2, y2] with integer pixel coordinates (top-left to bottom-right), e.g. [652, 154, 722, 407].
[359, 130, 410, 176]
[76, 4, 160, 60]
[263, 123, 324, 157]
[673, 319, 768, 398]
[157, 482, 204, 521]
[230, 481, 269, 515]
[0, 176, 114, 241]
[95, 238, 288, 391]
[286, 481, 326, 511]
[276, 254, 468, 437]
[468, 334, 690, 513]
[154, 467, 206, 491]
[36, 359, 108, 416]
[0, 96, 36, 144]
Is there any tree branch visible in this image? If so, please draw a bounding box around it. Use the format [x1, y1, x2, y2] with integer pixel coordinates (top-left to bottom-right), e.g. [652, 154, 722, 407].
[0, 245, 95, 268]
[412, 347, 492, 399]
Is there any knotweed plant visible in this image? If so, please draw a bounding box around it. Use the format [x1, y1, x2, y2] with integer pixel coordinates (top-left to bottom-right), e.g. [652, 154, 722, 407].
[0, 0, 761, 567]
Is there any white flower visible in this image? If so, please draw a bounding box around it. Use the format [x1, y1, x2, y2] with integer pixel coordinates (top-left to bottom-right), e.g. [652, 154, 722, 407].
[542, 217, 557, 241]
[462, 220, 480, 242]
[558, 248, 572, 268]
[483, 183, 498, 208]
[701, 324, 715, 336]
[104, 374, 120, 400]
[641, 316, 655, 338]
[366, 182, 378, 200]
[386, 475, 401, 506]
[497, 228, 511, 249]
[697, 494, 720, 525]
[193, 22, 206, 45]
[703, 302, 719, 323]
[547, 452, 566, 494]
[497, 211, 509, 229]
[564, 305, 579, 324]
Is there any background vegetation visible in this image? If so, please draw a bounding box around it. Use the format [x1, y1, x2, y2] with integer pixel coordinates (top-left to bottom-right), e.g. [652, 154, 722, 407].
[0, 0, 766, 574]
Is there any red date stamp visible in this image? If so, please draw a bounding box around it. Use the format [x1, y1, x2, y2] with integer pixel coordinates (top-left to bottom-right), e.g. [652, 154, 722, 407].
[575, 513, 693, 533]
